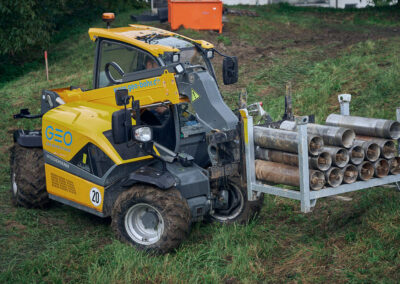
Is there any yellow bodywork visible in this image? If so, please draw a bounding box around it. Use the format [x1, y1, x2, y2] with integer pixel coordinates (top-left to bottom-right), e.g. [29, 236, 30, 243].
[45, 164, 105, 212]
[53, 70, 181, 107]
[43, 24, 210, 213]
[43, 70, 181, 163]
[239, 109, 249, 144]
[42, 101, 152, 164]
[89, 24, 214, 57]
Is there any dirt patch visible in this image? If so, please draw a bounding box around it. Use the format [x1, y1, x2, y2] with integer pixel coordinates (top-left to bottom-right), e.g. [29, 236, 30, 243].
[224, 276, 239, 284]
[159, 13, 400, 104]
[164, 13, 400, 75]
[4, 220, 26, 231]
[39, 217, 67, 226]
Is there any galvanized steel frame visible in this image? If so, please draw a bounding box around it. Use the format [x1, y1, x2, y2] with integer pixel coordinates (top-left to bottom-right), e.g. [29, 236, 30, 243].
[245, 96, 400, 213]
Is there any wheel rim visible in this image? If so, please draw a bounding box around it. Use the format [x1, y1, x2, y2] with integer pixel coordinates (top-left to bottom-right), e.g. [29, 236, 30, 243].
[212, 183, 244, 221]
[124, 203, 164, 245]
[12, 172, 18, 196]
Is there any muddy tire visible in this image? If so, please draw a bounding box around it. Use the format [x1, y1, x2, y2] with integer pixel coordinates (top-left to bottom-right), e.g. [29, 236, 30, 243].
[10, 144, 49, 208]
[111, 185, 191, 254]
[208, 178, 263, 225]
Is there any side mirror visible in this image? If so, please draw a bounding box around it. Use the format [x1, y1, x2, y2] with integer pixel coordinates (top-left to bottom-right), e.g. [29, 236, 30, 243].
[112, 109, 132, 144]
[115, 89, 130, 106]
[222, 56, 238, 85]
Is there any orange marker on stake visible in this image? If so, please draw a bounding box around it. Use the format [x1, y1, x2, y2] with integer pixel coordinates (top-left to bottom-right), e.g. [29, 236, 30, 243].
[45, 51, 49, 81]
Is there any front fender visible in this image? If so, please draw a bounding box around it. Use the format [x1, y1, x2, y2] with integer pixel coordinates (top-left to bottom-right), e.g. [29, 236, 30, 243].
[121, 166, 176, 189]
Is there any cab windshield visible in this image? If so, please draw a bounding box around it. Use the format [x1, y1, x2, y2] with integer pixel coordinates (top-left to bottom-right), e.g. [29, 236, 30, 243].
[140, 35, 209, 69]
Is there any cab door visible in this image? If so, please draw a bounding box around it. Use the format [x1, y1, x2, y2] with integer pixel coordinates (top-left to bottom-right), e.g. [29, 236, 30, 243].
[93, 39, 159, 89]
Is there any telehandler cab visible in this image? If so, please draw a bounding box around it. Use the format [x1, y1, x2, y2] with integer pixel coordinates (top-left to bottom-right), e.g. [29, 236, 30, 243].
[10, 13, 263, 253]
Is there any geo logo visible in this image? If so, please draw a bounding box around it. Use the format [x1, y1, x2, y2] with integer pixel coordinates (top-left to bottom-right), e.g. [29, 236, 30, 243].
[45, 126, 73, 146]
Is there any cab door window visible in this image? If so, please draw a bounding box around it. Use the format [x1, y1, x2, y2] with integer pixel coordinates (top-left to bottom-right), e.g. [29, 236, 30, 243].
[96, 40, 158, 88]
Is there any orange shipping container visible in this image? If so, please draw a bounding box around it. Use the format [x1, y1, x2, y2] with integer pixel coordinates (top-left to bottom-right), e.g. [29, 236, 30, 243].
[168, 0, 223, 33]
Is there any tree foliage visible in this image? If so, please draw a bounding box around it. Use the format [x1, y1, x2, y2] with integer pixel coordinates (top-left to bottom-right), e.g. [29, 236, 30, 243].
[0, 0, 145, 60]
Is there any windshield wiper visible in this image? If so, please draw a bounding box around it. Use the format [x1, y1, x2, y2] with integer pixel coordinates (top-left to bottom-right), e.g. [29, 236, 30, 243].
[137, 33, 169, 44]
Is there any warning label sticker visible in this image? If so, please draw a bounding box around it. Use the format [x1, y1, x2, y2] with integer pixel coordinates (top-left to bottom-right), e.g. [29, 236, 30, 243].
[191, 89, 200, 102]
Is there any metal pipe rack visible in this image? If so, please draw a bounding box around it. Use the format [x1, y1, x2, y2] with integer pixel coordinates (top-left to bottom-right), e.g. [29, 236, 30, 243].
[244, 94, 400, 213]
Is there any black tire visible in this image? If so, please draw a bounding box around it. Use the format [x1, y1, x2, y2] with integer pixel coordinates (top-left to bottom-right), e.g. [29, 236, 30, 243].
[10, 144, 49, 208]
[208, 178, 264, 225]
[111, 185, 191, 254]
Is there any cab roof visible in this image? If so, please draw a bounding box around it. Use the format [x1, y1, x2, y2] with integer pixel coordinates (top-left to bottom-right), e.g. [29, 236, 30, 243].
[88, 24, 214, 57]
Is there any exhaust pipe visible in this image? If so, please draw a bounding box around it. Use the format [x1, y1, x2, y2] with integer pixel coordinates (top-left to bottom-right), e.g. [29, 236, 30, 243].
[356, 136, 396, 159]
[255, 160, 325, 190]
[348, 145, 365, 165]
[326, 114, 400, 139]
[372, 159, 389, 178]
[353, 140, 381, 162]
[341, 164, 358, 184]
[323, 146, 349, 168]
[255, 147, 332, 171]
[280, 120, 355, 148]
[254, 126, 324, 155]
[388, 157, 400, 175]
[357, 161, 374, 181]
[325, 167, 343, 187]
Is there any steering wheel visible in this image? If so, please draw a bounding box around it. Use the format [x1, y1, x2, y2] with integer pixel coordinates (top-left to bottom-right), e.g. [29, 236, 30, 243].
[105, 62, 125, 84]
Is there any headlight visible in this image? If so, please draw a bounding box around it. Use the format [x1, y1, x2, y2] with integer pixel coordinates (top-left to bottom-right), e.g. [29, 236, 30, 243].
[206, 50, 214, 59]
[172, 53, 180, 63]
[174, 63, 185, 74]
[134, 127, 152, 142]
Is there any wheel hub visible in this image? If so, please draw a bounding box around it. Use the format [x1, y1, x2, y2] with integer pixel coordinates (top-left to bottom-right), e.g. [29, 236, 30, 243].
[12, 173, 18, 195]
[212, 182, 244, 221]
[141, 211, 159, 229]
[124, 203, 164, 245]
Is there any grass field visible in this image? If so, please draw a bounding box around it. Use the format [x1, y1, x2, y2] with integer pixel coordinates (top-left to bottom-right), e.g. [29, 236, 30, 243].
[1, 4, 400, 283]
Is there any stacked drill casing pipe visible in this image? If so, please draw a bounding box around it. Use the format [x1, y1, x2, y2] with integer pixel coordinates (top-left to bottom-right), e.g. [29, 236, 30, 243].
[348, 145, 365, 165]
[341, 164, 358, 184]
[254, 160, 326, 190]
[253, 114, 400, 190]
[279, 120, 356, 148]
[353, 140, 381, 162]
[255, 147, 332, 171]
[253, 127, 324, 155]
[355, 136, 396, 159]
[372, 159, 390, 178]
[326, 114, 400, 139]
[357, 161, 374, 181]
[388, 157, 400, 174]
[326, 114, 400, 180]
[324, 167, 343, 187]
[322, 146, 349, 168]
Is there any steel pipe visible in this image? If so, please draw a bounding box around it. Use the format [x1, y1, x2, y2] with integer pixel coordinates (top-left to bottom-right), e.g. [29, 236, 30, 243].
[326, 114, 400, 139]
[348, 145, 365, 165]
[255, 160, 325, 190]
[280, 120, 355, 148]
[253, 126, 323, 155]
[323, 146, 349, 168]
[325, 167, 343, 187]
[353, 140, 380, 162]
[357, 161, 374, 181]
[388, 157, 400, 175]
[312, 151, 333, 171]
[372, 159, 389, 178]
[355, 136, 396, 159]
[254, 147, 332, 171]
[341, 164, 358, 184]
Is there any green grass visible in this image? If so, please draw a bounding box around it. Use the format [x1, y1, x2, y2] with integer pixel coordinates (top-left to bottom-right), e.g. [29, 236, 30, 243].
[1, 4, 400, 283]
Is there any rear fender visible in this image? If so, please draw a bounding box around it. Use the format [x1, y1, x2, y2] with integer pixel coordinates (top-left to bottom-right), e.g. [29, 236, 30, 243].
[13, 130, 42, 148]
